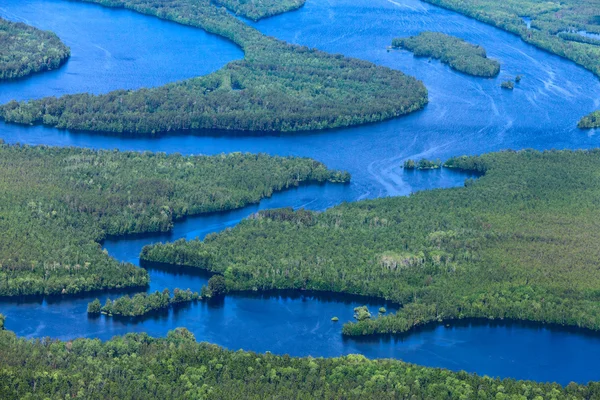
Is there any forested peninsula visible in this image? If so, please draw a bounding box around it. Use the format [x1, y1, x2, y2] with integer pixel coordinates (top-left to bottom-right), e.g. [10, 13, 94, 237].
[0, 143, 348, 297]
[214, 0, 305, 21]
[142, 149, 600, 336]
[1, 324, 599, 399]
[0, 0, 427, 135]
[392, 32, 500, 77]
[0, 18, 70, 80]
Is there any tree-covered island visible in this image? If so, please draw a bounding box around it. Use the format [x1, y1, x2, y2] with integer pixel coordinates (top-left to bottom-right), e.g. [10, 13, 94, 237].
[392, 32, 501, 77]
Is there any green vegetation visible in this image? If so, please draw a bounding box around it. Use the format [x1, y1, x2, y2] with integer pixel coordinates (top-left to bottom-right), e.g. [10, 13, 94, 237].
[0, 142, 348, 297]
[404, 158, 442, 169]
[141, 149, 600, 337]
[89, 288, 199, 317]
[2, 325, 600, 399]
[0, 0, 427, 135]
[392, 32, 500, 77]
[579, 110, 600, 129]
[331, 316, 339, 321]
[558, 31, 600, 46]
[353, 306, 372, 321]
[0, 18, 70, 80]
[501, 80, 515, 90]
[420, 0, 600, 77]
[214, 0, 305, 21]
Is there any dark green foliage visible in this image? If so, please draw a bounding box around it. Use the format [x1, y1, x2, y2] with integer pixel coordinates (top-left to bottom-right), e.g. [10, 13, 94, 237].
[95, 288, 199, 317]
[142, 149, 600, 337]
[87, 299, 102, 314]
[0, 18, 70, 80]
[0, 0, 427, 135]
[214, 0, 305, 20]
[0, 314, 4, 330]
[1, 327, 600, 399]
[404, 158, 442, 169]
[207, 275, 227, 297]
[578, 110, 600, 129]
[515, 75, 522, 82]
[0, 143, 348, 296]
[501, 80, 515, 90]
[558, 32, 600, 46]
[421, 0, 600, 77]
[392, 32, 500, 77]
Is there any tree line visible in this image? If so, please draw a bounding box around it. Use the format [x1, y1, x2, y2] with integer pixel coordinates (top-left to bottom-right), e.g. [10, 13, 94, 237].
[141, 149, 600, 337]
[392, 32, 501, 77]
[0, 17, 70, 80]
[0, 0, 427, 135]
[1, 323, 599, 399]
[0, 142, 348, 297]
[213, 0, 305, 21]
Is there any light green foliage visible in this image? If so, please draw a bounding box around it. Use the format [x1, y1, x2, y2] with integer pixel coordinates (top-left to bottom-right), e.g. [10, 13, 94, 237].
[404, 158, 442, 169]
[214, 0, 305, 20]
[94, 288, 199, 317]
[0, 143, 348, 296]
[0, 327, 597, 399]
[142, 149, 600, 336]
[392, 32, 500, 77]
[0, 0, 427, 135]
[0, 18, 70, 80]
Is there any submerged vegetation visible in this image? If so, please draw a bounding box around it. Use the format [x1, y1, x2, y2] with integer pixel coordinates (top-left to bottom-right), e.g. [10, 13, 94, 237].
[88, 288, 199, 317]
[392, 32, 500, 77]
[3, 325, 600, 399]
[214, 0, 305, 21]
[501, 80, 515, 90]
[578, 110, 600, 129]
[0, 143, 348, 297]
[403, 158, 442, 170]
[0, 17, 70, 80]
[0, 0, 427, 135]
[142, 149, 600, 337]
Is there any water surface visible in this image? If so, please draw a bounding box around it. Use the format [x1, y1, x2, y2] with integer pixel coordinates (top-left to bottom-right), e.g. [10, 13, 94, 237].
[1, 0, 600, 385]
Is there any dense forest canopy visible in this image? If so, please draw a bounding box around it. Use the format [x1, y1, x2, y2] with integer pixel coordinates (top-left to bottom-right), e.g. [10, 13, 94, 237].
[2, 325, 599, 399]
[0, 0, 427, 135]
[392, 32, 501, 77]
[579, 110, 600, 129]
[0, 143, 348, 296]
[142, 149, 600, 336]
[0, 17, 70, 80]
[89, 288, 200, 317]
[214, 0, 305, 20]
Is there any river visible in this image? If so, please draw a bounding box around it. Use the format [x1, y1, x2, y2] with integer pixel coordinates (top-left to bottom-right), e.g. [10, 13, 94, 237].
[1, 0, 600, 385]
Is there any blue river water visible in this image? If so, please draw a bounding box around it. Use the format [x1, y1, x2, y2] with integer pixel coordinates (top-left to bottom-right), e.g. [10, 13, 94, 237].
[1, 0, 600, 385]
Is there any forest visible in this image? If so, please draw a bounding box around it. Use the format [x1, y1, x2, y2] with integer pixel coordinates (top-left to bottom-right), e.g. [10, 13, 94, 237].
[0, 17, 70, 80]
[141, 149, 600, 336]
[1, 323, 599, 399]
[213, 0, 305, 21]
[578, 110, 600, 129]
[392, 32, 500, 77]
[0, 0, 427, 135]
[88, 288, 199, 317]
[0, 142, 348, 297]
[558, 32, 600, 47]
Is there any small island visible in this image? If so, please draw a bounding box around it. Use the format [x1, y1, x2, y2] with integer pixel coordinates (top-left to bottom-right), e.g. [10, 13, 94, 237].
[501, 80, 515, 90]
[214, 0, 305, 21]
[0, 18, 70, 80]
[403, 158, 442, 170]
[578, 111, 600, 129]
[88, 288, 199, 317]
[392, 32, 500, 78]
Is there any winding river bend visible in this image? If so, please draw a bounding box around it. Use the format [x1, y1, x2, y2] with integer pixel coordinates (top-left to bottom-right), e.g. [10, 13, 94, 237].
[1, 0, 600, 385]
